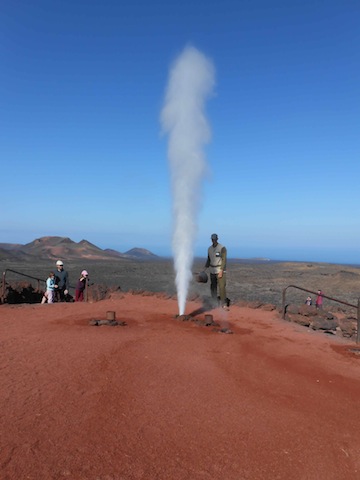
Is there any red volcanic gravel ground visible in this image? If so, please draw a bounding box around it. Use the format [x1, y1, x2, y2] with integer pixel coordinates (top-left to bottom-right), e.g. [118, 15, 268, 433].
[1, 293, 360, 480]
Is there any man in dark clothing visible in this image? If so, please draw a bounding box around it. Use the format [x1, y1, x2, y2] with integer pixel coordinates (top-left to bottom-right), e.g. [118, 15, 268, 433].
[54, 260, 69, 302]
[204, 233, 228, 310]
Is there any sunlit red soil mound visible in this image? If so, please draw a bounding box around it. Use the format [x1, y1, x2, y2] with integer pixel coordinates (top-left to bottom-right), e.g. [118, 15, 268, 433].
[1, 293, 360, 479]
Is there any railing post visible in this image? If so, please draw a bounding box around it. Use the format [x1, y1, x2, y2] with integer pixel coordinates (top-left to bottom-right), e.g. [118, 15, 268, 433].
[282, 287, 286, 319]
[1, 271, 5, 304]
[357, 298, 360, 344]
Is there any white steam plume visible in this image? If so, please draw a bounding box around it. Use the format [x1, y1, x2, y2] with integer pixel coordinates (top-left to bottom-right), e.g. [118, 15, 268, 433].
[161, 46, 215, 315]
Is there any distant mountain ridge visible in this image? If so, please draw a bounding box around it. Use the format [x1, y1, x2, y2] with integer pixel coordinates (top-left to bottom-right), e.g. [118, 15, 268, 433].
[125, 248, 157, 258]
[0, 236, 158, 262]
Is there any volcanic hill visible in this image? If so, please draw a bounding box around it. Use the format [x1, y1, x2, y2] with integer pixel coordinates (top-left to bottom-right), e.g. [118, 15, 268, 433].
[0, 236, 158, 262]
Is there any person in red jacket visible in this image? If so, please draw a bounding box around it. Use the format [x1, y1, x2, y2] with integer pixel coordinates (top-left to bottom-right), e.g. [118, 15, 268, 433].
[315, 290, 324, 309]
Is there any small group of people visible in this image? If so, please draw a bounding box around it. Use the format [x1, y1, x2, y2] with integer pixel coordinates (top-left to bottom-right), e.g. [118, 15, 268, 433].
[41, 260, 89, 304]
[305, 290, 324, 309]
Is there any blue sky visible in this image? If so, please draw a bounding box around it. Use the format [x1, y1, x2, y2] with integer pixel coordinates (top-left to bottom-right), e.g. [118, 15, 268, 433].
[1, 0, 359, 263]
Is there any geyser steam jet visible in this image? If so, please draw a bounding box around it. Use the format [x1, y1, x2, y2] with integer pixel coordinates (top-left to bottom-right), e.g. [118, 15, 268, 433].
[161, 46, 215, 315]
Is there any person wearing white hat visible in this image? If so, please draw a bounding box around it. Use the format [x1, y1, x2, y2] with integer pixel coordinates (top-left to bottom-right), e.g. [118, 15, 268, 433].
[75, 270, 89, 302]
[54, 260, 69, 302]
[204, 234, 228, 310]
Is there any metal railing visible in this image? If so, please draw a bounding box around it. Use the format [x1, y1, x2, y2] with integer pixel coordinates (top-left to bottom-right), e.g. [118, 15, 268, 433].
[1, 269, 83, 303]
[282, 285, 360, 344]
[1, 269, 46, 303]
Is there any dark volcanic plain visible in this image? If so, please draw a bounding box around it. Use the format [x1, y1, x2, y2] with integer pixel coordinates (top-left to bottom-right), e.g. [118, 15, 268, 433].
[2, 236, 360, 311]
[2, 256, 360, 313]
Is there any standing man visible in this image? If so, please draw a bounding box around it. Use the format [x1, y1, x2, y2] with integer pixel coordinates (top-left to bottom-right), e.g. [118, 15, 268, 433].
[54, 260, 69, 302]
[205, 233, 228, 309]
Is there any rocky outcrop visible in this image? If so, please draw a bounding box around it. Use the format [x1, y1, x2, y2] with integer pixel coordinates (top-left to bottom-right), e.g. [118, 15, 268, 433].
[4, 282, 44, 304]
[284, 304, 358, 339]
[338, 317, 358, 338]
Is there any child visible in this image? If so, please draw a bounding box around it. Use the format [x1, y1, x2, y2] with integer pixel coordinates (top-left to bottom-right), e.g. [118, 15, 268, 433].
[75, 270, 89, 302]
[41, 272, 56, 304]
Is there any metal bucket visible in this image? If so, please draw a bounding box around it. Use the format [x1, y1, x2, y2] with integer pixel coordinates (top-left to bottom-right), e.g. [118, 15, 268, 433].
[196, 271, 208, 283]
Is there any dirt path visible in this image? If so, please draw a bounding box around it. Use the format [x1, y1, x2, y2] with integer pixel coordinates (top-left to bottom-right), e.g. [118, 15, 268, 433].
[1, 294, 360, 479]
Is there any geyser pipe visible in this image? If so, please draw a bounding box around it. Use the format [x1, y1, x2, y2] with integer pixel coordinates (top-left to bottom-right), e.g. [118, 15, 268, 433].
[161, 46, 215, 315]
